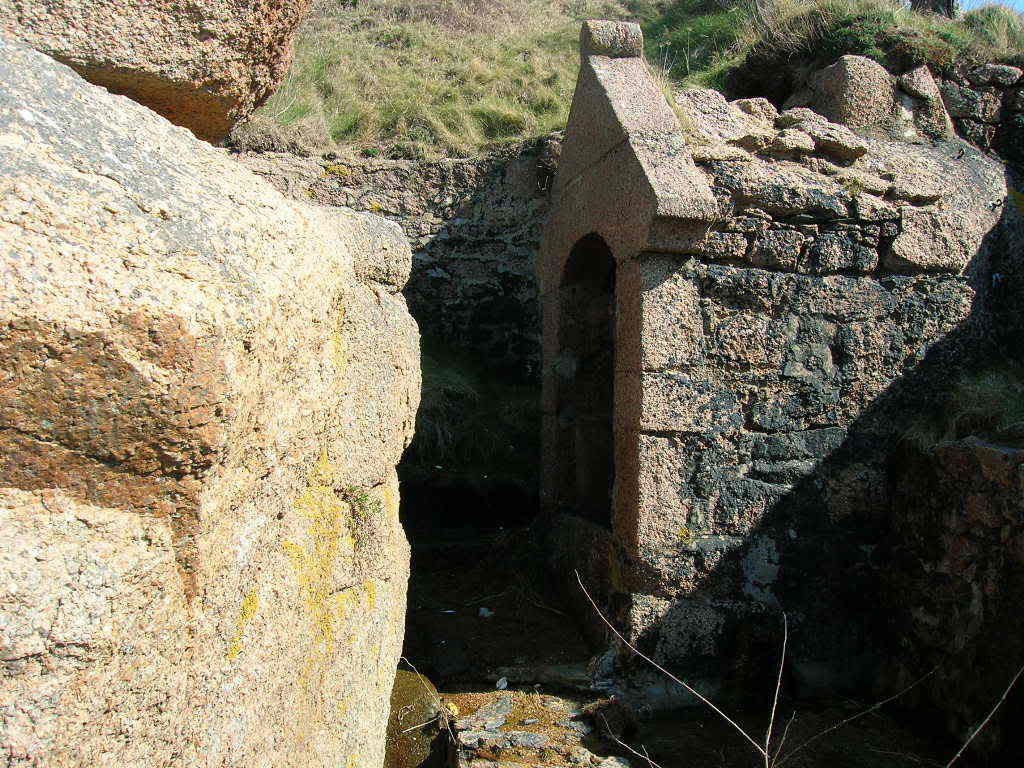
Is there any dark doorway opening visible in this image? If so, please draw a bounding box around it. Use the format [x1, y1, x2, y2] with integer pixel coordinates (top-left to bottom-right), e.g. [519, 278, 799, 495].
[555, 233, 616, 528]
[396, 341, 591, 687]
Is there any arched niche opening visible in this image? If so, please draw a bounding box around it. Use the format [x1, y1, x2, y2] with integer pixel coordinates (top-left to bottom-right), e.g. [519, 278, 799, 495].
[555, 232, 616, 528]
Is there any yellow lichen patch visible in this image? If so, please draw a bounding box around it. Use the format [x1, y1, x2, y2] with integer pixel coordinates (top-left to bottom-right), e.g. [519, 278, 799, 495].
[382, 482, 399, 519]
[364, 578, 377, 610]
[324, 164, 351, 177]
[282, 448, 359, 670]
[226, 588, 260, 660]
[678, 526, 695, 547]
[332, 305, 348, 374]
[346, 756, 358, 768]
[286, 484, 350, 653]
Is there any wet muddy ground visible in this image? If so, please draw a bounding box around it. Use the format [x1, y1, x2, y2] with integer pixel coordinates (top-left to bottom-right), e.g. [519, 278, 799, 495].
[394, 524, 990, 768]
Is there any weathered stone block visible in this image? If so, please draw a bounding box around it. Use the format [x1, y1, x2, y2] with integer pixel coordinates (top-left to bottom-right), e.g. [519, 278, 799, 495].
[806, 231, 878, 273]
[966, 63, 1023, 87]
[941, 81, 1002, 123]
[0, 39, 418, 767]
[807, 55, 897, 138]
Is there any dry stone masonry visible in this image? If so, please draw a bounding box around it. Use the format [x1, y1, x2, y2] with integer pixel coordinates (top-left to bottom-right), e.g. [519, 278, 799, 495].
[540, 20, 1021, 722]
[0, 38, 419, 767]
[236, 145, 553, 375]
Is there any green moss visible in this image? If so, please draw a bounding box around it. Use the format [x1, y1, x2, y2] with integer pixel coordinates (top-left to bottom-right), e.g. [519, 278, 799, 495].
[401, 345, 539, 494]
[905, 363, 1024, 449]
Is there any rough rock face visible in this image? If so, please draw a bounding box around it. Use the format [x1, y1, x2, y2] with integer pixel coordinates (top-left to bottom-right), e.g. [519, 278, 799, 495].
[788, 55, 1024, 163]
[938, 62, 1024, 163]
[887, 439, 1024, 753]
[0, 38, 419, 768]
[0, 0, 313, 142]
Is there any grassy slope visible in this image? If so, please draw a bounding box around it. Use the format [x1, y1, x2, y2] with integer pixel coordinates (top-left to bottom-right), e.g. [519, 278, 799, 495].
[246, 0, 1024, 158]
[246, 0, 631, 158]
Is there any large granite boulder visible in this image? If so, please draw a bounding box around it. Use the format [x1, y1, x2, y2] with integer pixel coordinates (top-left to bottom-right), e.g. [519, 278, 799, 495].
[806, 55, 899, 138]
[0, 0, 314, 142]
[0, 37, 419, 767]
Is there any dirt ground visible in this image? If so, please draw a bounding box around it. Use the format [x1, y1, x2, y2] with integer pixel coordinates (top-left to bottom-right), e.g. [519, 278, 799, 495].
[398, 525, 994, 768]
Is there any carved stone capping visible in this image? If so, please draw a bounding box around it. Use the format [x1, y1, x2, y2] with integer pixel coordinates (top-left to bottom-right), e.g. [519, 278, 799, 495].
[580, 20, 642, 59]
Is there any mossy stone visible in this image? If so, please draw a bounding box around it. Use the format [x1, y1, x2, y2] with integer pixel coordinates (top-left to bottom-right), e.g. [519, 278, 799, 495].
[384, 670, 446, 768]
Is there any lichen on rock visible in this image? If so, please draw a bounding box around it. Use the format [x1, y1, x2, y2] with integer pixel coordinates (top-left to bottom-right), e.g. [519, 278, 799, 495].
[0, 37, 418, 767]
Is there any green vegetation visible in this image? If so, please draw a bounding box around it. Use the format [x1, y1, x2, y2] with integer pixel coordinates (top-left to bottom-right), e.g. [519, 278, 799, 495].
[402, 346, 539, 491]
[719, 0, 1024, 95]
[247, 0, 631, 158]
[632, 0, 1024, 92]
[246, 0, 1024, 157]
[906, 363, 1024, 448]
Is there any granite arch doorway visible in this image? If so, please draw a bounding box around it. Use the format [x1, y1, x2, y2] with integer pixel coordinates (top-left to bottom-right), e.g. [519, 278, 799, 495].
[553, 232, 616, 528]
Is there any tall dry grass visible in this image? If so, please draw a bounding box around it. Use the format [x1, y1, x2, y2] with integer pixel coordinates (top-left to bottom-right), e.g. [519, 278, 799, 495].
[243, 0, 631, 158]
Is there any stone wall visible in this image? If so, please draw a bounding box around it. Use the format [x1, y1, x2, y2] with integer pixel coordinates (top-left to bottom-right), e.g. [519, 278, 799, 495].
[938, 62, 1024, 166]
[237, 141, 554, 378]
[0, 39, 419, 767]
[538, 25, 1019, 725]
[611, 105, 1010, 702]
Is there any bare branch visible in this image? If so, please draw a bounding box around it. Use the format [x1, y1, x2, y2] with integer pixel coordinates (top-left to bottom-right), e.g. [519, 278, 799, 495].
[776, 668, 937, 767]
[575, 571, 767, 761]
[772, 712, 797, 763]
[597, 714, 667, 768]
[945, 663, 1024, 768]
[764, 613, 788, 767]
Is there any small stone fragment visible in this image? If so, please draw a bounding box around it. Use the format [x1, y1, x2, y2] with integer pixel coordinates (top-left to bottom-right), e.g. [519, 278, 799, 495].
[474, 694, 514, 722]
[731, 97, 779, 125]
[459, 730, 507, 749]
[558, 719, 593, 735]
[768, 128, 815, 156]
[966, 63, 1023, 87]
[507, 731, 550, 748]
